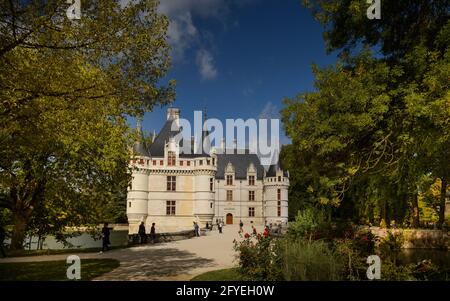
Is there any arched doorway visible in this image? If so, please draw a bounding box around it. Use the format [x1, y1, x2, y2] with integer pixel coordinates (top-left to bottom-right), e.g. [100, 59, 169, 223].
[226, 213, 233, 225]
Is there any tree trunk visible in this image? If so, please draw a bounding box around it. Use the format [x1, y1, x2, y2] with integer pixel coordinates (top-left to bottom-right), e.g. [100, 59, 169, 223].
[10, 211, 29, 250]
[411, 192, 420, 228]
[438, 177, 447, 229]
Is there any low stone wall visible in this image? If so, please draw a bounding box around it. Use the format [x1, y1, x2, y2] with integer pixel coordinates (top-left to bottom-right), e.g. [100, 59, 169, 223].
[367, 227, 449, 249]
[128, 229, 201, 245]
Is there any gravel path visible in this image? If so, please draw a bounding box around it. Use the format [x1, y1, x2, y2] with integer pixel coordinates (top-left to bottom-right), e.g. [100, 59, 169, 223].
[0, 224, 264, 281]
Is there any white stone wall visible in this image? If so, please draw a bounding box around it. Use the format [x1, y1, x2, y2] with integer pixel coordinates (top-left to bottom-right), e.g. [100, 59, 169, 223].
[263, 172, 289, 225]
[127, 152, 290, 233]
[215, 177, 265, 225]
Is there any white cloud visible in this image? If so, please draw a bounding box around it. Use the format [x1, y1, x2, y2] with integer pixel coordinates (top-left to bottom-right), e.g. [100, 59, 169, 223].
[158, 0, 227, 62]
[157, 0, 259, 78]
[196, 49, 218, 80]
[259, 102, 280, 119]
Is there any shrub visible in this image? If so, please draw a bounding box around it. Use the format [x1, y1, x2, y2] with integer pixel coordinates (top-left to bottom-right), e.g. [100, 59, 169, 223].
[276, 238, 344, 281]
[288, 208, 328, 240]
[379, 231, 404, 263]
[233, 235, 282, 281]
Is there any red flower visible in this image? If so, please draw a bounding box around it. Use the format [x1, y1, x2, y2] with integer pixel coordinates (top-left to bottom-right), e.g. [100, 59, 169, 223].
[244, 233, 250, 239]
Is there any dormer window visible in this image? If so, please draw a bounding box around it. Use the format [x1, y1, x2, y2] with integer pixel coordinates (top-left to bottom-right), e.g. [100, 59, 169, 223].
[226, 175, 233, 186]
[248, 175, 255, 186]
[168, 151, 176, 166]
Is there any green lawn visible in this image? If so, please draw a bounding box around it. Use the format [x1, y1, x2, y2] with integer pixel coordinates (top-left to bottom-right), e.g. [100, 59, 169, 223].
[0, 259, 120, 281]
[191, 268, 242, 281]
[6, 246, 127, 258]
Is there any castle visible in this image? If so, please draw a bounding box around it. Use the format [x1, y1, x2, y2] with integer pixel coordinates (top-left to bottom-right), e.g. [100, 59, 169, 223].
[126, 108, 289, 234]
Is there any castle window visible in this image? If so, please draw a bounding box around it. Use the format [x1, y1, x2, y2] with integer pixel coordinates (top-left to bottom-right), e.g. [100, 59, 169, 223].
[153, 160, 156, 166]
[277, 201, 281, 217]
[278, 176, 281, 182]
[166, 201, 176, 215]
[249, 207, 255, 217]
[226, 190, 233, 201]
[128, 202, 131, 208]
[199, 160, 203, 166]
[248, 175, 255, 186]
[160, 160, 163, 166]
[210, 178, 214, 192]
[180, 160, 184, 166]
[226, 175, 233, 186]
[249, 191, 255, 201]
[139, 159, 144, 164]
[167, 176, 176, 191]
[187, 161, 191, 166]
[212, 158, 215, 165]
[207, 159, 210, 165]
[168, 151, 176, 166]
[277, 189, 281, 200]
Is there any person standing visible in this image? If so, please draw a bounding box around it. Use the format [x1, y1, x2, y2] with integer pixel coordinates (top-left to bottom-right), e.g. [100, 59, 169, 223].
[194, 222, 200, 237]
[101, 223, 111, 252]
[138, 221, 147, 244]
[150, 223, 156, 243]
[0, 224, 6, 258]
[239, 220, 244, 233]
[263, 226, 270, 238]
[252, 225, 257, 236]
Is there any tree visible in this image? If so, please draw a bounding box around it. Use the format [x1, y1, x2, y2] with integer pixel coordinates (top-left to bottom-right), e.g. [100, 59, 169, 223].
[0, 0, 175, 249]
[282, 0, 450, 227]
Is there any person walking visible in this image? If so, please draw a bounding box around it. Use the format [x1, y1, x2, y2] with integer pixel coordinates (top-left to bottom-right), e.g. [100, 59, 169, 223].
[239, 220, 244, 233]
[218, 220, 223, 234]
[150, 223, 156, 243]
[138, 221, 147, 244]
[101, 223, 111, 253]
[194, 222, 200, 237]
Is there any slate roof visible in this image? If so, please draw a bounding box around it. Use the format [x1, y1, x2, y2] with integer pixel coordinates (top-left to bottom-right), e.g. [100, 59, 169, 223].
[216, 149, 266, 180]
[266, 162, 289, 177]
[132, 141, 150, 157]
[149, 120, 210, 158]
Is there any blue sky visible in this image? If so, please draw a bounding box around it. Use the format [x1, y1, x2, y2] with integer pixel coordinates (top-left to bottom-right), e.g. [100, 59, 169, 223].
[139, 0, 338, 145]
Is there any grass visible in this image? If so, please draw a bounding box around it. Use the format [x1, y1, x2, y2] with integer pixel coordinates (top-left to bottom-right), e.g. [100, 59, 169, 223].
[0, 259, 120, 281]
[5, 245, 127, 257]
[191, 268, 242, 281]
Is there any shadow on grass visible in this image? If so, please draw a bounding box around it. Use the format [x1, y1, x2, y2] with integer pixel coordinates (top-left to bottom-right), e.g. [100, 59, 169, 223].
[0, 259, 120, 281]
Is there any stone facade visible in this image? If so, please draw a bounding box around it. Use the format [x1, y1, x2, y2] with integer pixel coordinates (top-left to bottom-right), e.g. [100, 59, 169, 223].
[127, 108, 289, 234]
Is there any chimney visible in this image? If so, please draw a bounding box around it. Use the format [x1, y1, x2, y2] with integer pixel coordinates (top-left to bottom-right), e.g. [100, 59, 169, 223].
[167, 108, 180, 121]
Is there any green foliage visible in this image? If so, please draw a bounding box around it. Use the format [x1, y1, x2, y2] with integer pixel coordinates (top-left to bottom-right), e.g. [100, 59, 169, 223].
[282, 1, 450, 228]
[379, 231, 405, 264]
[0, 0, 174, 249]
[288, 208, 327, 239]
[233, 235, 282, 281]
[277, 238, 344, 281]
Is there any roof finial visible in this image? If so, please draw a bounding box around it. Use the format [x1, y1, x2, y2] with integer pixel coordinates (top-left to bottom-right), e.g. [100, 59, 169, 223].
[136, 115, 143, 134]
